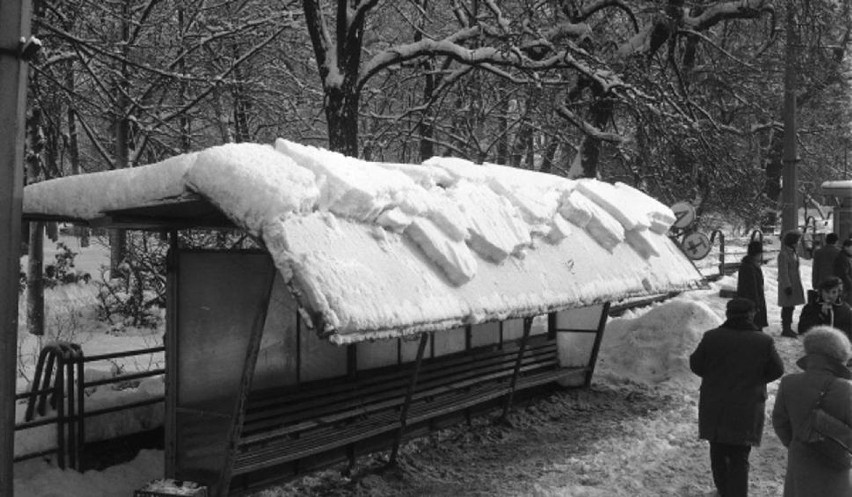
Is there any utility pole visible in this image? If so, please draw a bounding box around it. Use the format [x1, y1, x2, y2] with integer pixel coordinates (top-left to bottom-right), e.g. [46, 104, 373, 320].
[781, 0, 799, 235]
[0, 1, 34, 494]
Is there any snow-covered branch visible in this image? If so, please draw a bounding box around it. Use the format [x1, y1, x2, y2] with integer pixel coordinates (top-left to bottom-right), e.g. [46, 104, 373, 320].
[555, 104, 626, 144]
[684, 0, 773, 31]
[678, 29, 758, 71]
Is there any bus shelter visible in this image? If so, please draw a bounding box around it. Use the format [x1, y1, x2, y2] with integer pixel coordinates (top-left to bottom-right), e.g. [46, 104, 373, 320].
[22, 140, 704, 496]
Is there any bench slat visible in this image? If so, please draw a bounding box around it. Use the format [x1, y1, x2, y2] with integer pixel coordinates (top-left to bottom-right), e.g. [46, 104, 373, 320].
[241, 341, 556, 434]
[232, 365, 583, 475]
[246, 336, 551, 411]
[239, 356, 557, 446]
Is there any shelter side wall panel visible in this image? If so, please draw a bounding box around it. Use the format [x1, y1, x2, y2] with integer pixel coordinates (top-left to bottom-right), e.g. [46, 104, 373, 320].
[432, 327, 466, 357]
[502, 319, 525, 341]
[253, 272, 298, 390]
[555, 305, 603, 330]
[357, 339, 400, 370]
[555, 304, 606, 368]
[401, 334, 433, 363]
[300, 320, 347, 382]
[173, 251, 275, 486]
[470, 322, 500, 348]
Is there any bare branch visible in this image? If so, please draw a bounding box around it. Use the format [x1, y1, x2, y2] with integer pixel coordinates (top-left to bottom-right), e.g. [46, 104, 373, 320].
[555, 104, 626, 143]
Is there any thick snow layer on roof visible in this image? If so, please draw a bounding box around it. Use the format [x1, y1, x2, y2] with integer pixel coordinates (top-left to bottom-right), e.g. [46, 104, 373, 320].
[23, 139, 702, 343]
[23, 153, 198, 219]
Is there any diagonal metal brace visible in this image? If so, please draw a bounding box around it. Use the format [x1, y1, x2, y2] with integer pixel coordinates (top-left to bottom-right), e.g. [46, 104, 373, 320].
[501, 316, 533, 421]
[389, 332, 430, 465]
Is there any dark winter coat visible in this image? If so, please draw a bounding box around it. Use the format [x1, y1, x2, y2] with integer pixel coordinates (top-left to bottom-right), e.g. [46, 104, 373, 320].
[834, 250, 852, 306]
[797, 299, 852, 339]
[813, 244, 841, 289]
[778, 245, 805, 307]
[772, 354, 852, 497]
[736, 256, 768, 329]
[689, 317, 784, 446]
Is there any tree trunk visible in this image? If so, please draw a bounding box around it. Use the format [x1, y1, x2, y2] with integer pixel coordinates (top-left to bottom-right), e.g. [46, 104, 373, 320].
[539, 137, 559, 175]
[419, 58, 436, 161]
[110, 101, 129, 270]
[326, 87, 359, 156]
[26, 222, 44, 336]
[110, 3, 130, 271]
[496, 80, 509, 164]
[578, 91, 614, 178]
[232, 48, 251, 143]
[178, 6, 192, 152]
[211, 84, 234, 143]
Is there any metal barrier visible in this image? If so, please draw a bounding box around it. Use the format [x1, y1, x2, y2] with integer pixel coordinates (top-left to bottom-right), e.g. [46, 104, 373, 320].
[701, 229, 780, 281]
[14, 342, 165, 469]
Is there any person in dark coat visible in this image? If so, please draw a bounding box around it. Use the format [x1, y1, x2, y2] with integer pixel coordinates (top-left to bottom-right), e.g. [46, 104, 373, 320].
[812, 233, 840, 291]
[737, 241, 768, 329]
[778, 229, 805, 337]
[797, 276, 852, 339]
[689, 298, 785, 497]
[772, 325, 852, 497]
[834, 239, 852, 306]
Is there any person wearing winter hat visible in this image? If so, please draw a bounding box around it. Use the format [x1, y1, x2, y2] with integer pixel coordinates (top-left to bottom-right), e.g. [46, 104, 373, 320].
[690, 297, 785, 497]
[797, 276, 852, 339]
[812, 233, 840, 291]
[778, 229, 805, 338]
[772, 326, 852, 497]
[833, 238, 852, 306]
[737, 241, 768, 330]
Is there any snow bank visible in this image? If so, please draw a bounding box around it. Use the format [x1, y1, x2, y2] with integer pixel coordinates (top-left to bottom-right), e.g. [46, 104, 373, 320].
[14, 449, 161, 497]
[597, 298, 723, 388]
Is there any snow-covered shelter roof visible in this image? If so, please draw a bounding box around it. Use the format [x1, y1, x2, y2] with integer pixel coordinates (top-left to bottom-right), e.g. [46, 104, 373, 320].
[23, 139, 702, 344]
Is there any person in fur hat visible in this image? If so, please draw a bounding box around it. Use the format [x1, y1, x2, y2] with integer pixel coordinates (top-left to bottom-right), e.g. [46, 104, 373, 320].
[772, 326, 852, 497]
[690, 298, 785, 497]
[737, 241, 768, 329]
[778, 229, 805, 337]
[797, 276, 852, 339]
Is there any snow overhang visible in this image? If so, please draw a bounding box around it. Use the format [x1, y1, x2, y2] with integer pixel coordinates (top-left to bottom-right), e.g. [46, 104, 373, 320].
[23, 140, 704, 344]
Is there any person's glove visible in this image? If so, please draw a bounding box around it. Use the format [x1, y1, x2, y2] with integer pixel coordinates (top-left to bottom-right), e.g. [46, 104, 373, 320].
[784, 287, 793, 296]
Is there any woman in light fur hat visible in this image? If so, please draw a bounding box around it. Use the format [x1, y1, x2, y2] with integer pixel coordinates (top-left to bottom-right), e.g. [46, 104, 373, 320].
[772, 326, 852, 497]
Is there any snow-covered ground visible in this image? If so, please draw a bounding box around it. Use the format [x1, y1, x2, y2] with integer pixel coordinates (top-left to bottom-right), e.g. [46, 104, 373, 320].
[12, 235, 810, 496]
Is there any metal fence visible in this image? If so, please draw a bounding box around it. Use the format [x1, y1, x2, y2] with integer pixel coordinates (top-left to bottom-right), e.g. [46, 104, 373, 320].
[14, 342, 164, 469]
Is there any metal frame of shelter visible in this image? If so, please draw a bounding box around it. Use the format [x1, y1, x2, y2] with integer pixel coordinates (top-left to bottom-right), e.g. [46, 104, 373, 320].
[22, 196, 613, 497]
[2, 1, 35, 495]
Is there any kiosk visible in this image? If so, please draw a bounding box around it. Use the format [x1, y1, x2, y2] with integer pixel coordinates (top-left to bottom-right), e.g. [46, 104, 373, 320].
[821, 180, 852, 239]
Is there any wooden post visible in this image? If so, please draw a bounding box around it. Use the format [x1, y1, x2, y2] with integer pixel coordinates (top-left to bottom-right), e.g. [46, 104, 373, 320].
[1, 1, 34, 494]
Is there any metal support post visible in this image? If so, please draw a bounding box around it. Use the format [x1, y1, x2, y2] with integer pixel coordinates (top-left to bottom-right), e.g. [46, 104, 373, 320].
[501, 317, 533, 420]
[389, 332, 429, 465]
[1, 1, 35, 493]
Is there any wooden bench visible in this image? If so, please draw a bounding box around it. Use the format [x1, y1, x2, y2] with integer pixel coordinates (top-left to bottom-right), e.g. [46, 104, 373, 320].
[228, 334, 586, 493]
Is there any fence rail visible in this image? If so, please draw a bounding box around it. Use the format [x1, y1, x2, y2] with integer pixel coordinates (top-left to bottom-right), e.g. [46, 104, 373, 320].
[14, 343, 165, 469]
